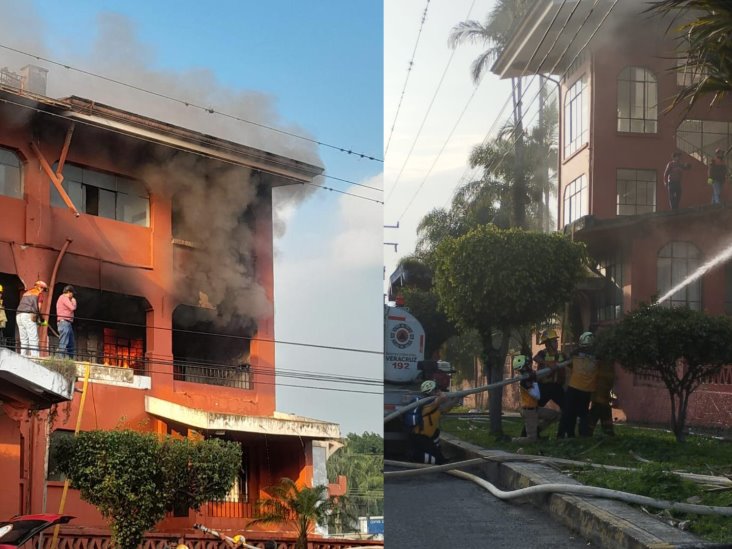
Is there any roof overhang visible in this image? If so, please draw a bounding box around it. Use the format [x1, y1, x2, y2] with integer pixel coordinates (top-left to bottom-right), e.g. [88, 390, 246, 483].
[0, 86, 324, 185]
[0, 349, 73, 408]
[491, 0, 610, 79]
[145, 396, 341, 439]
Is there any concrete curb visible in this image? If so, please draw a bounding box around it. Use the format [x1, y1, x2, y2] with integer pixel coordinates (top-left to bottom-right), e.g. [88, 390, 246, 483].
[441, 434, 729, 549]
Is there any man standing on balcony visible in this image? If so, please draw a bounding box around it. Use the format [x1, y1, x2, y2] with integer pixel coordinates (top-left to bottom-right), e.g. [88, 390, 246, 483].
[17, 280, 48, 357]
[56, 285, 77, 359]
[664, 151, 691, 211]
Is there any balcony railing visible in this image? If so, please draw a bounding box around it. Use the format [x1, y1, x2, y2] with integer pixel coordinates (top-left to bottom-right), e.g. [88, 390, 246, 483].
[174, 361, 252, 390]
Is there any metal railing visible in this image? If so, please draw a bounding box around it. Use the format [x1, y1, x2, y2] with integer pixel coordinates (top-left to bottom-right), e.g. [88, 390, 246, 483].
[174, 361, 252, 390]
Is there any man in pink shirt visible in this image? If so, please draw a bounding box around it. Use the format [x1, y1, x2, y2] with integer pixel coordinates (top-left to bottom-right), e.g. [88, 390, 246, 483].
[56, 285, 77, 358]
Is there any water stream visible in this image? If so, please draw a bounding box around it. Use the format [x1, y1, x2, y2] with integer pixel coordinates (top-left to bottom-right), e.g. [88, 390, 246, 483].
[656, 241, 732, 305]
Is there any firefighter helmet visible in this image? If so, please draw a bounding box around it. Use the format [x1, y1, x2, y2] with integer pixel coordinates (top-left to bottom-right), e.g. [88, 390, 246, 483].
[579, 331, 594, 348]
[539, 328, 558, 344]
[35, 280, 48, 290]
[420, 380, 437, 394]
[0, 284, 3, 292]
[232, 535, 246, 546]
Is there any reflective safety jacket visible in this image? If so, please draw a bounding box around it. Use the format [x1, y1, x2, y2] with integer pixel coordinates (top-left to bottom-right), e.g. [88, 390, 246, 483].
[568, 353, 598, 393]
[533, 350, 566, 384]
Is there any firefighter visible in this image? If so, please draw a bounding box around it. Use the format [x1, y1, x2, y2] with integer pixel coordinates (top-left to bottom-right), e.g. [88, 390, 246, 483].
[533, 328, 567, 410]
[559, 331, 598, 438]
[409, 380, 456, 464]
[16, 280, 48, 357]
[513, 354, 559, 442]
[588, 359, 616, 436]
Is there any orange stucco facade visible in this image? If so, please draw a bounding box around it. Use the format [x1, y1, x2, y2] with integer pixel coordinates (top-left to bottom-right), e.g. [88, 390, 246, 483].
[0, 83, 339, 535]
[495, 2, 732, 429]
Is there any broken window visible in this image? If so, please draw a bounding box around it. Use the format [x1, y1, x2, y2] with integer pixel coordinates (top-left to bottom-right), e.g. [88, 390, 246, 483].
[596, 253, 625, 322]
[657, 242, 701, 311]
[562, 174, 587, 227]
[50, 163, 150, 226]
[172, 305, 253, 390]
[0, 147, 22, 198]
[103, 328, 144, 369]
[617, 66, 657, 133]
[616, 168, 656, 215]
[564, 74, 588, 157]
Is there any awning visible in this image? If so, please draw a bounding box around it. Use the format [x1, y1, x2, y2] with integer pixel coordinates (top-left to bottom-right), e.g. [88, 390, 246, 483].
[145, 396, 341, 439]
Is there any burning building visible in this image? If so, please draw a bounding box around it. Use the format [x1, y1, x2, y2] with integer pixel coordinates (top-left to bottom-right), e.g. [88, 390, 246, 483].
[491, 0, 732, 429]
[0, 68, 345, 539]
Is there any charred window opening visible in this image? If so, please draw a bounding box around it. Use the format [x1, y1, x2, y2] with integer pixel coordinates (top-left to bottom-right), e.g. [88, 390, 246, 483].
[50, 284, 148, 374]
[172, 305, 254, 390]
[0, 274, 22, 350]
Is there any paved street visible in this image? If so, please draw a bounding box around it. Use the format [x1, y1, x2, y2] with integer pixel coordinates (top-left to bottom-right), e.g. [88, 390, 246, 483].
[385, 468, 592, 548]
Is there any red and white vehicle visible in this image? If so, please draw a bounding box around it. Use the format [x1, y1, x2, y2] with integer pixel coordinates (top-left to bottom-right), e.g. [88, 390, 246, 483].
[0, 514, 74, 549]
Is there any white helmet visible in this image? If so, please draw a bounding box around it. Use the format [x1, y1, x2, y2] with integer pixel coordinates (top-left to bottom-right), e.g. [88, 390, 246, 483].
[420, 380, 437, 394]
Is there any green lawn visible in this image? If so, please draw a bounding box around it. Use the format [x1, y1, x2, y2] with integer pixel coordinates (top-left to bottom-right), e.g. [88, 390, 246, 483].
[442, 416, 732, 543]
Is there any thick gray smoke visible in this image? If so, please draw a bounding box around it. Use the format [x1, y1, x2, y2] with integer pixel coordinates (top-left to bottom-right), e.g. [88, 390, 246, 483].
[0, 4, 322, 325]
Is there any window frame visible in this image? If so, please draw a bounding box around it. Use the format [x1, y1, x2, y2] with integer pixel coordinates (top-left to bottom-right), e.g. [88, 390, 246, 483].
[564, 74, 588, 158]
[657, 241, 702, 310]
[563, 174, 587, 227]
[0, 146, 23, 199]
[616, 168, 656, 215]
[617, 66, 658, 134]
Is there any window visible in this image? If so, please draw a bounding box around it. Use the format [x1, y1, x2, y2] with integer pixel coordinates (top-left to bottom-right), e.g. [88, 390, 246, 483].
[51, 164, 149, 226]
[564, 75, 588, 157]
[47, 430, 75, 481]
[616, 169, 656, 215]
[657, 242, 701, 310]
[563, 175, 587, 226]
[617, 67, 657, 133]
[677, 119, 731, 165]
[676, 56, 709, 87]
[0, 147, 22, 198]
[596, 254, 624, 321]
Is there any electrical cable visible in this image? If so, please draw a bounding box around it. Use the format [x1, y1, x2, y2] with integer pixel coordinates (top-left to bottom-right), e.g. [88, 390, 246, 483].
[0, 96, 384, 205]
[0, 43, 382, 163]
[385, 0, 479, 206]
[3, 306, 382, 355]
[384, 0, 432, 157]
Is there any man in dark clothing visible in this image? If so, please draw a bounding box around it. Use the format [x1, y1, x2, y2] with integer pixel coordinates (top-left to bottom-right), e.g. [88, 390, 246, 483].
[664, 151, 691, 210]
[707, 148, 727, 205]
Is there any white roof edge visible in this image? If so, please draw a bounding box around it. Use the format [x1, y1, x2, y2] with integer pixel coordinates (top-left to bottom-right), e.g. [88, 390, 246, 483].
[145, 395, 341, 439]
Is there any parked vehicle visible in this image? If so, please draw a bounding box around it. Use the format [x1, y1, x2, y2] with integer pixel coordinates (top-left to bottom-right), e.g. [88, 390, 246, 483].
[0, 514, 74, 549]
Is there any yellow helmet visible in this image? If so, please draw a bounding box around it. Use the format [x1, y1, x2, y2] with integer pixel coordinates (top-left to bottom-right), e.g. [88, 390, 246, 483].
[175, 545, 188, 549]
[232, 535, 246, 545]
[0, 284, 3, 292]
[540, 328, 558, 344]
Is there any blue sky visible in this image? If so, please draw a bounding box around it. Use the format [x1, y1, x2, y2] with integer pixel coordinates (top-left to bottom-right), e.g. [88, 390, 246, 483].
[1, 0, 384, 435]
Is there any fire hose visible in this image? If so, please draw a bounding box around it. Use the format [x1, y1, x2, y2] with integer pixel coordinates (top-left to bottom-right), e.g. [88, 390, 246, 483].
[384, 459, 732, 517]
[383, 360, 571, 423]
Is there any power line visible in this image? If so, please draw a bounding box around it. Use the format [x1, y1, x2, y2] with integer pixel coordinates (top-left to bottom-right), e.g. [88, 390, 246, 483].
[3, 306, 383, 355]
[384, 0, 432, 157]
[0, 96, 383, 205]
[385, 0, 479, 206]
[0, 43, 383, 163]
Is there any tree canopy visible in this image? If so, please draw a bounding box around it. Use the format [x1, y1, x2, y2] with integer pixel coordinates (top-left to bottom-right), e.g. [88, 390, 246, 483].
[55, 430, 241, 549]
[647, 0, 732, 110]
[595, 304, 732, 441]
[432, 226, 587, 434]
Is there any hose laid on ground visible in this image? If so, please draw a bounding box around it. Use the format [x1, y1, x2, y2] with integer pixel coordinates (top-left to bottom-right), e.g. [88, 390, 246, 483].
[384, 361, 571, 423]
[384, 459, 732, 517]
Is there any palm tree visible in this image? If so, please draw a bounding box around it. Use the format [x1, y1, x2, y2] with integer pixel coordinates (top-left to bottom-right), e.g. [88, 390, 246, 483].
[449, 0, 532, 228]
[646, 1, 732, 110]
[251, 478, 337, 549]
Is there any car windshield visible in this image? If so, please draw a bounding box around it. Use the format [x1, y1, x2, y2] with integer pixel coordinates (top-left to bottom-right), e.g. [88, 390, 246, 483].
[0, 520, 51, 544]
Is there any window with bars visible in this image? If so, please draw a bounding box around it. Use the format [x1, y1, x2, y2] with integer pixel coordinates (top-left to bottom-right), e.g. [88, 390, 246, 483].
[563, 174, 587, 227]
[564, 75, 588, 157]
[0, 147, 22, 198]
[617, 67, 657, 133]
[616, 168, 656, 215]
[596, 254, 624, 322]
[50, 163, 150, 226]
[103, 328, 144, 370]
[657, 242, 701, 310]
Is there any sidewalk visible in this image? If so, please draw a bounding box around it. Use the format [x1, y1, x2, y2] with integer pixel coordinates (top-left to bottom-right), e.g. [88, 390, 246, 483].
[442, 433, 730, 549]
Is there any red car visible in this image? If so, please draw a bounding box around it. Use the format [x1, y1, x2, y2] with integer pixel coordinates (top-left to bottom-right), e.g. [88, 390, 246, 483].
[0, 515, 74, 549]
